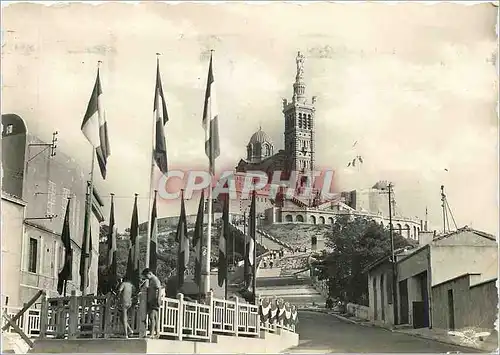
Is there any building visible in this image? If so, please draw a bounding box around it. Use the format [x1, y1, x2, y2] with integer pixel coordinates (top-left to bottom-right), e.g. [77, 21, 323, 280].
[431, 273, 497, 331]
[235, 51, 315, 186]
[1, 114, 105, 306]
[365, 226, 498, 331]
[214, 52, 422, 237]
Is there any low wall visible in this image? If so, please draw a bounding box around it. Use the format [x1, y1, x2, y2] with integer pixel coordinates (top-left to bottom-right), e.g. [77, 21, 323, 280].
[30, 330, 299, 354]
[346, 303, 369, 320]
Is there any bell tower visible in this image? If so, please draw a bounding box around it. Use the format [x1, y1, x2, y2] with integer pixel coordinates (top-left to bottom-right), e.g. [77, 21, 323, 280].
[283, 51, 316, 185]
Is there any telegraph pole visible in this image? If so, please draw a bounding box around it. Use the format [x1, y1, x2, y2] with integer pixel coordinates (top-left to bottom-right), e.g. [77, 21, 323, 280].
[388, 183, 399, 325]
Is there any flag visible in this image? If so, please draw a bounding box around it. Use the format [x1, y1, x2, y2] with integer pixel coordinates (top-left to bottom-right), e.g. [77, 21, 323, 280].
[81, 67, 110, 179]
[57, 198, 73, 295]
[153, 60, 169, 174]
[176, 191, 189, 288]
[125, 194, 140, 289]
[107, 194, 118, 289]
[192, 190, 205, 290]
[149, 191, 158, 273]
[202, 52, 220, 175]
[245, 190, 256, 289]
[79, 193, 92, 292]
[218, 193, 229, 287]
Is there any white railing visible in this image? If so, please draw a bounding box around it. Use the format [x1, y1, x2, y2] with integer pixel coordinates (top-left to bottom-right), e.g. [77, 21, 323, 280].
[2, 306, 42, 337]
[6, 291, 298, 342]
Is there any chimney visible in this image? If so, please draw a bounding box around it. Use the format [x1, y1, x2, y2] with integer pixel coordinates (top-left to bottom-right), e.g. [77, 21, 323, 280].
[419, 231, 434, 246]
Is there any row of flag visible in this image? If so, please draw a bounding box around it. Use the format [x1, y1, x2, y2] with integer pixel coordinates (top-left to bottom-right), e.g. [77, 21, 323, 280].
[58, 52, 221, 296]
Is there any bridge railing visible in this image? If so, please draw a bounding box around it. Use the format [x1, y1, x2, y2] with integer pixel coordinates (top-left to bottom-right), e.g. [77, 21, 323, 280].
[3, 291, 298, 341]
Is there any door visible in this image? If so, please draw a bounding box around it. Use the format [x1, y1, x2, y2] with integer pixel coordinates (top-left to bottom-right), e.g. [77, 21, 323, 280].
[399, 279, 409, 324]
[420, 271, 429, 327]
[447, 289, 455, 330]
[380, 275, 385, 321]
[412, 302, 425, 328]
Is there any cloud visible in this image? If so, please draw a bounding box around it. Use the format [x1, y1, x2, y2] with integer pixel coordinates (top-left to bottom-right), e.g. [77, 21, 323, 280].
[2, 2, 498, 234]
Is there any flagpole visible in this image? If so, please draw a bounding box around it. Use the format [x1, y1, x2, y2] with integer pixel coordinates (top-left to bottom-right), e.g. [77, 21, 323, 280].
[225, 227, 228, 300]
[83, 147, 96, 296]
[146, 54, 161, 271]
[252, 192, 257, 305]
[204, 183, 213, 297]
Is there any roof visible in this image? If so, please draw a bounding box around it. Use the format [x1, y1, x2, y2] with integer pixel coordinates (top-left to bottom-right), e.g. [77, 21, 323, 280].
[248, 127, 273, 146]
[362, 246, 418, 274]
[432, 226, 497, 242]
[432, 273, 482, 288]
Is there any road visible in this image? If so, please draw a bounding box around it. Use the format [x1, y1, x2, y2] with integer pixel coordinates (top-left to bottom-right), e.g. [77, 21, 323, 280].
[287, 311, 473, 353]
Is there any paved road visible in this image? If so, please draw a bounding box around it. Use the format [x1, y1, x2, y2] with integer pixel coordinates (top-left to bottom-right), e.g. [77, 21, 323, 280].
[287, 311, 473, 353]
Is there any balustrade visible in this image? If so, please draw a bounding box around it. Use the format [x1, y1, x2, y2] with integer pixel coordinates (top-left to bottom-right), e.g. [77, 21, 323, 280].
[2, 291, 298, 342]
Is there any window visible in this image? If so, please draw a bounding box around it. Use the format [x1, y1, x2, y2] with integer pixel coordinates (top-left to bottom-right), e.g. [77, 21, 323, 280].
[28, 238, 38, 273]
[5, 124, 13, 135]
[46, 181, 57, 216]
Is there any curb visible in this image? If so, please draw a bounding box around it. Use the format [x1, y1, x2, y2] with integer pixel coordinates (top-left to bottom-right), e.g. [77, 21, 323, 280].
[299, 309, 496, 352]
[390, 328, 497, 353]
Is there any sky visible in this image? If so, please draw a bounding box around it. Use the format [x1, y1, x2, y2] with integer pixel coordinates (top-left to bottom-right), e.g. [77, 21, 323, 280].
[2, 2, 498, 235]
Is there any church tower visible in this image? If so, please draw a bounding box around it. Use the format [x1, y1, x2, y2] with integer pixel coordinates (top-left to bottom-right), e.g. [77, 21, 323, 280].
[283, 51, 316, 184]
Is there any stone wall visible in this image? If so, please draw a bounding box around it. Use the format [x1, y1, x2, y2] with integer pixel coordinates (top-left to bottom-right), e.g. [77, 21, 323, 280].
[431, 274, 498, 331]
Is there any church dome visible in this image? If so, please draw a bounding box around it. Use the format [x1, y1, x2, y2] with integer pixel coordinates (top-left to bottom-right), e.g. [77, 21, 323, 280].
[248, 127, 273, 146]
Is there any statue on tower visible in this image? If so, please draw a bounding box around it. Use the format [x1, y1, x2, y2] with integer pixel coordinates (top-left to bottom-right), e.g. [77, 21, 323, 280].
[296, 51, 305, 80]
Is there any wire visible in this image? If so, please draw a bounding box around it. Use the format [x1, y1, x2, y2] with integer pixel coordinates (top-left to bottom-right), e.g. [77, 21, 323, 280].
[445, 199, 458, 230]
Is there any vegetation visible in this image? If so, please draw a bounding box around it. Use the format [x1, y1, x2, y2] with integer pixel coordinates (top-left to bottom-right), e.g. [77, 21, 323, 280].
[313, 215, 416, 306]
[261, 223, 330, 248]
[97, 221, 244, 294]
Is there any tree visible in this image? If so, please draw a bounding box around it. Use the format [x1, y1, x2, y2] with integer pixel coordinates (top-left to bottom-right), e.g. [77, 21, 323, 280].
[317, 215, 416, 305]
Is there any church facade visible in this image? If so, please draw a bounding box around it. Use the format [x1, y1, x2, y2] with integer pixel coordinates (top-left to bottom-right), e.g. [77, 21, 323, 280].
[216, 52, 423, 240]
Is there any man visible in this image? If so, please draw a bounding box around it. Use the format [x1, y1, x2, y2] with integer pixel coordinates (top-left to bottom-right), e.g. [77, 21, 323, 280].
[142, 268, 161, 339]
[118, 278, 135, 339]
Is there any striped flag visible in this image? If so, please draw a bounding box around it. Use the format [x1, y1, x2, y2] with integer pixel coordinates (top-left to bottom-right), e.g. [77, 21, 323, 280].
[176, 191, 189, 288]
[149, 190, 159, 273]
[202, 52, 220, 175]
[81, 67, 110, 179]
[57, 198, 73, 295]
[193, 190, 205, 291]
[218, 193, 229, 287]
[107, 194, 118, 289]
[153, 59, 169, 174]
[245, 190, 256, 289]
[125, 194, 140, 289]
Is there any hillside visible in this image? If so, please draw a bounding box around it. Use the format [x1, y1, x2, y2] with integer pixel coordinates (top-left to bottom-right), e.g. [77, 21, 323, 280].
[261, 223, 330, 249]
[98, 225, 229, 292]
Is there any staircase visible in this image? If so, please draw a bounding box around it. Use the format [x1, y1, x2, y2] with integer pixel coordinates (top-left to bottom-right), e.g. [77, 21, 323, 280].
[256, 276, 325, 307]
[231, 222, 286, 251]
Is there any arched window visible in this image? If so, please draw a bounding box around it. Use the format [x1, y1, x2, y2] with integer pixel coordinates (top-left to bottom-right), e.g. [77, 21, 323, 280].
[296, 215, 304, 223]
[319, 216, 325, 224]
[311, 215, 316, 224]
[405, 224, 411, 239]
[265, 144, 271, 156]
[328, 217, 334, 224]
[285, 215, 293, 222]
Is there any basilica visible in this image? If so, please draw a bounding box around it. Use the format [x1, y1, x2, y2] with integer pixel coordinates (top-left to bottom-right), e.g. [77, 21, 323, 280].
[217, 52, 423, 240]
